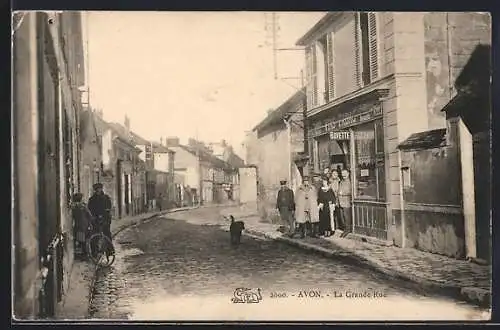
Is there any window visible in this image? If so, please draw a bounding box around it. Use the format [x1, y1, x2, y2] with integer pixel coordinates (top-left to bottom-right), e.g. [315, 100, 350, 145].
[353, 119, 385, 200]
[305, 45, 318, 109]
[357, 12, 379, 86]
[316, 38, 327, 105]
[326, 32, 335, 102]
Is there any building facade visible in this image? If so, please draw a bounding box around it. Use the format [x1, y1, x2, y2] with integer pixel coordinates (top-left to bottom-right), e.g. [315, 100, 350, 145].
[166, 137, 237, 204]
[13, 11, 86, 318]
[80, 108, 103, 200]
[94, 116, 144, 219]
[151, 143, 176, 208]
[297, 12, 490, 249]
[247, 89, 306, 221]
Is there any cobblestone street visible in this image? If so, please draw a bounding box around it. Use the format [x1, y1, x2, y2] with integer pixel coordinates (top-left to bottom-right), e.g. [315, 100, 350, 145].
[87, 209, 489, 321]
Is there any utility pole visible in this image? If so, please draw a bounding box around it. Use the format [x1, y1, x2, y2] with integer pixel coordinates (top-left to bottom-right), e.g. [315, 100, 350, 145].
[272, 12, 278, 80]
[195, 129, 202, 207]
[265, 12, 309, 175]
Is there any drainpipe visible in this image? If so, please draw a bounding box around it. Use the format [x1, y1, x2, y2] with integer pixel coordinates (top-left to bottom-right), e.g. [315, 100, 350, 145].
[301, 69, 309, 177]
[283, 119, 292, 185]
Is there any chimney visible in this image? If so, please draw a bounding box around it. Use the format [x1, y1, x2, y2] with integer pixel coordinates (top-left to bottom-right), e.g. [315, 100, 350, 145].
[160, 137, 163, 146]
[166, 137, 180, 147]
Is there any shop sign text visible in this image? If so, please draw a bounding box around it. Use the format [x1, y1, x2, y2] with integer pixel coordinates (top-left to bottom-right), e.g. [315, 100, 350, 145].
[310, 104, 383, 138]
[330, 131, 351, 140]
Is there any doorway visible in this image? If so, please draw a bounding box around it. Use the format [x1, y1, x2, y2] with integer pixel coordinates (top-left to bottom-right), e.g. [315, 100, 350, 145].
[328, 138, 351, 177]
[124, 173, 130, 216]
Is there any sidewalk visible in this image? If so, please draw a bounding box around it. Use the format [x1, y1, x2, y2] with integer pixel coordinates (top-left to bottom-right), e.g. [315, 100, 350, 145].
[57, 205, 199, 319]
[220, 204, 491, 308]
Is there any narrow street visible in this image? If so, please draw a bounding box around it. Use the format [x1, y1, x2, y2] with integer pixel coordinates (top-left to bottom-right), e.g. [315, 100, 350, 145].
[88, 209, 487, 321]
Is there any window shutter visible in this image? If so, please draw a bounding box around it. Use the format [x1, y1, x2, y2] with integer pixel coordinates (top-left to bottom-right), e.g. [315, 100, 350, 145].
[326, 32, 335, 101]
[368, 12, 379, 81]
[354, 13, 361, 88]
[305, 46, 312, 109]
[311, 44, 318, 107]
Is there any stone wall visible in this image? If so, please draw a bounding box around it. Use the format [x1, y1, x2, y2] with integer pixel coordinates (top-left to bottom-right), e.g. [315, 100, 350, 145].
[424, 12, 491, 129]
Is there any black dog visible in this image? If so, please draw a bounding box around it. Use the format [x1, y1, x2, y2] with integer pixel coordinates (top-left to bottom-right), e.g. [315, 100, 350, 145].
[229, 215, 245, 247]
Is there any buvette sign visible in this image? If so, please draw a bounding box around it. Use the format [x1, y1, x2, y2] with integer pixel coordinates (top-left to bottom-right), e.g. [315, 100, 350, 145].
[329, 131, 351, 140]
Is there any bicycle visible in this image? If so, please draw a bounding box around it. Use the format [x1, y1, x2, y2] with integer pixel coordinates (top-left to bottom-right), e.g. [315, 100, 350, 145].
[86, 214, 115, 267]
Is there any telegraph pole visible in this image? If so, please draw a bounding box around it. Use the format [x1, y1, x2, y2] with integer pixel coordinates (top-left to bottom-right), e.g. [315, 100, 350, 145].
[265, 12, 309, 175]
[195, 128, 202, 207]
[272, 12, 278, 80]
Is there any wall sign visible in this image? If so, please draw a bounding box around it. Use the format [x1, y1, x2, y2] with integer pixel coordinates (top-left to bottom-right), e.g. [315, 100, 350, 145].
[309, 103, 383, 138]
[329, 131, 350, 140]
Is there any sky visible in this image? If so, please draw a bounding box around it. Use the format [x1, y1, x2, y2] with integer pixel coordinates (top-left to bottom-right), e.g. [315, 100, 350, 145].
[86, 11, 325, 157]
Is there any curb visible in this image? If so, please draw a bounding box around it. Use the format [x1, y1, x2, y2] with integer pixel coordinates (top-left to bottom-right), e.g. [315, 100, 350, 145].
[243, 227, 490, 308]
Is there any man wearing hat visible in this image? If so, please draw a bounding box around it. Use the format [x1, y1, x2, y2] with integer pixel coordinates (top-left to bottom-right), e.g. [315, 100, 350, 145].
[276, 179, 295, 237]
[88, 182, 114, 255]
[294, 175, 320, 238]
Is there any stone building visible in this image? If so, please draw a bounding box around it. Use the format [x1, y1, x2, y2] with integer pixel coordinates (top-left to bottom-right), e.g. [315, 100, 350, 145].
[247, 88, 306, 222]
[79, 107, 103, 200]
[12, 12, 86, 318]
[166, 137, 236, 205]
[93, 116, 145, 219]
[296, 12, 490, 251]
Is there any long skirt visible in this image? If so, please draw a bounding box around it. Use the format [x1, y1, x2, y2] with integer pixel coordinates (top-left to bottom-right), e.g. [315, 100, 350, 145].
[319, 208, 332, 233]
[329, 207, 336, 231]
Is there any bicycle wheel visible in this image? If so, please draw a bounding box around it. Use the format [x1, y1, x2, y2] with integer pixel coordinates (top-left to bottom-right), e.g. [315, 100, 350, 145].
[87, 233, 115, 267]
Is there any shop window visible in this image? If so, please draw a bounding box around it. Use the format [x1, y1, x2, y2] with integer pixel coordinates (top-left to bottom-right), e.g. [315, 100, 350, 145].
[354, 119, 385, 200]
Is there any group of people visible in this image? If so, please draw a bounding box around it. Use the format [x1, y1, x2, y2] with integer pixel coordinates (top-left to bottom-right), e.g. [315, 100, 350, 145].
[71, 183, 115, 258]
[276, 167, 352, 239]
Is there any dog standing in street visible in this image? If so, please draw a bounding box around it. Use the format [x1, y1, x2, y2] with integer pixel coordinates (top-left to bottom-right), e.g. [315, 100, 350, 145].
[226, 215, 245, 248]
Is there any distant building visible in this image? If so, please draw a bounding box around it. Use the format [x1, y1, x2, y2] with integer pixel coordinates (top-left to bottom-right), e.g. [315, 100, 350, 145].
[131, 133, 176, 210]
[80, 107, 103, 201]
[166, 137, 238, 204]
[93, 116, 145, 218]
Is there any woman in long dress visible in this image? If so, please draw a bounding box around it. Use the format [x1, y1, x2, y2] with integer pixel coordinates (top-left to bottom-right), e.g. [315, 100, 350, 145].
[71, 193, 93, 258]
[318, 176, 337, 237]
[329, 170, 341, 231]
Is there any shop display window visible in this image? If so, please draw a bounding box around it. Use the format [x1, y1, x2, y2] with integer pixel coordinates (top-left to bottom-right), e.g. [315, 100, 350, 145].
[353, 119, 385, 201]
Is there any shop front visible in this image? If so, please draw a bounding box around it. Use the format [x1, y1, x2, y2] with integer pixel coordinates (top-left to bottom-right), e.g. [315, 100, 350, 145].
[309, 95, 389, 240]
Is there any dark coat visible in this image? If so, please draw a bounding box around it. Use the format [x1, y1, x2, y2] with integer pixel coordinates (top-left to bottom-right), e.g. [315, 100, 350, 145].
[276, 187, 295, 211]
[88, 193, 112, 220]
[72, 202, 93, 242]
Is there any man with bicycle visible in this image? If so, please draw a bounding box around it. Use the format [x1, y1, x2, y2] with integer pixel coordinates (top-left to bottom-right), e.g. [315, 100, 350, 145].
[88, 183, 115, 256]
